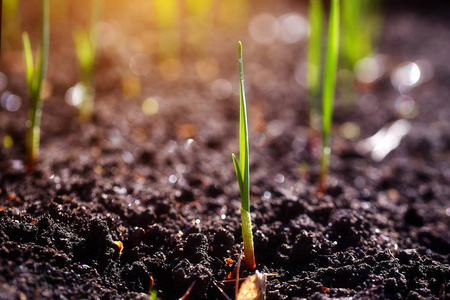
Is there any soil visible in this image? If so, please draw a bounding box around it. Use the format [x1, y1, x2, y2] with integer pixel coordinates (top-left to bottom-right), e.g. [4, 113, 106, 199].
[0, 1, 449, 299]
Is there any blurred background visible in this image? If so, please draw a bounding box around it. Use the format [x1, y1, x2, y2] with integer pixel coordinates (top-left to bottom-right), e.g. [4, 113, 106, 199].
[0, 0, 313, 98]
[1, 0, 449, 160]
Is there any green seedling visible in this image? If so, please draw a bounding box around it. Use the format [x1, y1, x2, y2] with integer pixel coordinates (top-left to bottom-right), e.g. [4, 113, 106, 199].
[22, 0, 49, 171]
[73, 0, 101, 122]
[232, 41, 255, 271]
[307, 0, 324, 134]
[318, 0, 339, 196]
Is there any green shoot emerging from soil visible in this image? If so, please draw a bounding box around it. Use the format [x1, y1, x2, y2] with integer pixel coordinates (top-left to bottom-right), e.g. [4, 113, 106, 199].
[73, 0, 101, 122]
[22, 0, 49, 171]
[307, 0, 324, 134]
[232, 41, 256, 271]
[318, 0, 339, 196]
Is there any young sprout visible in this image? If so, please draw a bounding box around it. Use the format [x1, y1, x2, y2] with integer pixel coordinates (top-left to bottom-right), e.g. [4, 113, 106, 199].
[307, 0, 324, 135]
[318, 0, 339, 196]
[232, 41, 255, 271]
[22, 0, 49, 171]
[73, 0, 101, 122]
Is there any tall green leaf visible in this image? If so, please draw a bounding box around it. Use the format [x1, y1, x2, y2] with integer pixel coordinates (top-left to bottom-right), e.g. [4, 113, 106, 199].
[22, 0, 49, 170]
[307, 0, 324, 134]
[237, 41, 250, 212]
[22, 33, 34, 86]
[307, 0, 323, 99]
[319, 0, 339, 194]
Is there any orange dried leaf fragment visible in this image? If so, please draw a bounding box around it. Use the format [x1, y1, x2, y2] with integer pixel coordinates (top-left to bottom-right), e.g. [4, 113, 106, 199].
[114, 241, 123, 255]
[228, 270, 236, 280]
[236, 271, 267, 300]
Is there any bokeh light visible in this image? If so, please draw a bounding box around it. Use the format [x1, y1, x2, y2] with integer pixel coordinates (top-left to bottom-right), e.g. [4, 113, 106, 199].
[211, 79, 232, 100]
[142, 97, 159, 115]
[129, 54, 152, 76]
[1, 92, 21, 112]
[249, 13, 280, 45]
[391, 62, 421, 92]
[354, 56, 385, 84]
[278, 13, 309, 44]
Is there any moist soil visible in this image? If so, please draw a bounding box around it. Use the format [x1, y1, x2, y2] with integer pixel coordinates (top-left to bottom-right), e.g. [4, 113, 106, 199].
[0, 1, 449, 299]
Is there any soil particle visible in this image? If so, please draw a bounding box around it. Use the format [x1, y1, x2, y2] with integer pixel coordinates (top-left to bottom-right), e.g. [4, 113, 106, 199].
[328, 209, 369, 249]
[173, 259, 213, 298]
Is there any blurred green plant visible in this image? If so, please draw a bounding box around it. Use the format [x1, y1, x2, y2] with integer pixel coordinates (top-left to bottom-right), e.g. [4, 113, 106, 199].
[22, 0, 49, 171]
[154, 0, 180, 60]
[185, 0, 213, 54]
[232, 41, 255, 271]
[340, 0, 381, 70]
[338, 0, 382, 106]
[318, 0, 339, 196]
[307, 0, 324, 134]
[73, 0, 101, 122]
[2, 0, 20, 51]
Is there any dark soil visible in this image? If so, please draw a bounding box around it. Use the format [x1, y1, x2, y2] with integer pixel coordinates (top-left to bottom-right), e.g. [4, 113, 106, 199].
[0, 1, 449, 299]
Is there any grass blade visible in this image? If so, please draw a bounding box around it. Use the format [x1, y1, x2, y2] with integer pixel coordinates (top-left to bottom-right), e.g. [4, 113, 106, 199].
[37, 0, 49, 95]
[22, 32, 34, 87]
[232, 153, 243, 195]
[73, 27, 93, 82]
[23, 0, 49, 171]
[238, 41, 250, 213]
[307, 0, 323, 132]
[341, 0, 379, 69]
[319, 0, 339, 196]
